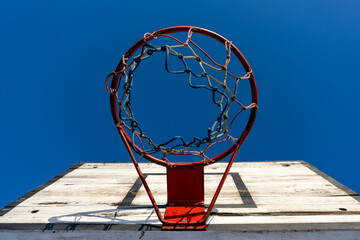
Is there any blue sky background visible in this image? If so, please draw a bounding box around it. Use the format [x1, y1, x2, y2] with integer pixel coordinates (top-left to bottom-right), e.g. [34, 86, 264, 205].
[1, 0, 359, 209]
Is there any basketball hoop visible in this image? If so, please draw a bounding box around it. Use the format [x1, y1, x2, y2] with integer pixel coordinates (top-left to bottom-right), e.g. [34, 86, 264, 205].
[106, 26, 258, 230]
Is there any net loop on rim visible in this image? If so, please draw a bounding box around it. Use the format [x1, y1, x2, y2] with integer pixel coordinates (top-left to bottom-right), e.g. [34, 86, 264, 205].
[106, 30, 257, 159]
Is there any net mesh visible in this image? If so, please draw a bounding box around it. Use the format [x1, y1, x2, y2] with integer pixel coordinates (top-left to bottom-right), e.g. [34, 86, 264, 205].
[106, 29, 257, 160]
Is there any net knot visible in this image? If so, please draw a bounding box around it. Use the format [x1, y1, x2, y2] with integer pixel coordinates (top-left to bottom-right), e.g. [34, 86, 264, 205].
[249, 103, 259, 109]
[143, 32, 156, 42]
[241, 70, 252, 80]
[184, 27, 194, 46]
[122, 55, 128, 66]
[131, 121, 138, 128]
[134, 57, 141, 63]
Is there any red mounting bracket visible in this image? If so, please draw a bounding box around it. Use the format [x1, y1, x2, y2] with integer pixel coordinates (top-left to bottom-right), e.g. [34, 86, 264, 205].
[162, 166, 206, 230]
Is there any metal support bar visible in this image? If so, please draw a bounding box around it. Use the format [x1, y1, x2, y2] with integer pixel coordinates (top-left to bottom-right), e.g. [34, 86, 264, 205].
[117, 126, 246, 229]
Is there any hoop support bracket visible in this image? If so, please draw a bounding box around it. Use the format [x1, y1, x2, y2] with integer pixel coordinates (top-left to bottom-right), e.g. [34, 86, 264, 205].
[162, 166, 206, 230]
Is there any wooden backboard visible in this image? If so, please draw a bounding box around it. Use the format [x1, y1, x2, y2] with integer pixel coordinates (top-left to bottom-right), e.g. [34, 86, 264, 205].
[1, 161, 360, 239]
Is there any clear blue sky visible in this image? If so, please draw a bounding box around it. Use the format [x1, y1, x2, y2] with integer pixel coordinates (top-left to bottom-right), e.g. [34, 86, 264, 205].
[1, 0, 359, 209]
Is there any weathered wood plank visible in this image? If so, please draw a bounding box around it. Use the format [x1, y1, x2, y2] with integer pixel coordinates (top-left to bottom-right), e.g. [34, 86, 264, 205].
[1, 161, 360, 229]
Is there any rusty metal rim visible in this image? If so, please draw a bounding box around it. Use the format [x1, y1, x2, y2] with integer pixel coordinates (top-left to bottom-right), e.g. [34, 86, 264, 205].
[110, 26, 258, 167]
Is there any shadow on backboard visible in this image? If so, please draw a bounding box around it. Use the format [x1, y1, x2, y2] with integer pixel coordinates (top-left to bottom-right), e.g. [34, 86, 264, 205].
[47, 206, 160, 231]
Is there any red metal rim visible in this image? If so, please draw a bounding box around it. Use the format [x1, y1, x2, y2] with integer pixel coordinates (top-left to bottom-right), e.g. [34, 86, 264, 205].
[110, 26, 258, 167]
